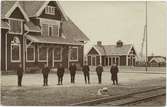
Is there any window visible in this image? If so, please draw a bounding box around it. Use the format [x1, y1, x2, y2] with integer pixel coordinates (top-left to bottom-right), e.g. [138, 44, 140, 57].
[9, 19, 22, 34]
[26, 46, 35, 62]
[70, 47, 78, 61]
[11, 44, 21, 62]
[54, 47, 62, 61]
[42, 24, 48, 36]
[38, 47, 47, 61]
[53, 25, 58, 36]
[49, 26, 52, 36]
[45, 6, 55, 15]
[41, 24, 59, 36]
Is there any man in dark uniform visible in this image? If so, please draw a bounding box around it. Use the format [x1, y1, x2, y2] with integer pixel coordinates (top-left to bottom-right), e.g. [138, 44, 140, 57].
[42, 64, 50, 86]
[57, 63, 65, 85]
[110, 63, 119, 85]
[69, 63, 77, 84]
[82, 62, 90, 84]
[96, 64, 103, 84]
[16, 64, 23, 87]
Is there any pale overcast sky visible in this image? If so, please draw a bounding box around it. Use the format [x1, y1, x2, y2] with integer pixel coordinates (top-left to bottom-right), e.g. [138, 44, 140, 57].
[60, 1, 166, 56]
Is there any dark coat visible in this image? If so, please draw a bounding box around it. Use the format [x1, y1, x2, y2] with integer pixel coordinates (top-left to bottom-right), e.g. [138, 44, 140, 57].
[96, 65, 103, 75]
[69, 65, 77, 75]
[17, 67, 23, 76]
[57, 66, 65, 77]
[82, 65, 90, 73]
[42, 67, 50, 76]
[110, 66, 119, 80]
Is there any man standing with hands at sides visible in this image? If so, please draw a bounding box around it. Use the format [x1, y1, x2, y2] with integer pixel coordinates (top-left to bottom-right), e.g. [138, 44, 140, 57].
[96, 64, 103, 84]
[57, 63, 65, 85]
[42, 64, 50, 86]
[110, 63, 119, 85]
[82, 62, 90, 84]
[69, 63, 77, 84]
[17, 64, 23, 87]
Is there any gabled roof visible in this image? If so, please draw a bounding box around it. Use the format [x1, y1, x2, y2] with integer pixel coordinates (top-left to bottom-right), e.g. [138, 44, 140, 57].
[149, 57, 166, 63]
[62, 18, 89, 42]
[93, 44, 133, 56]
[1, 1, 16, 19]
[19, 1, 68, 20]
[1, 1, 29, 21]
[1, 1, 89, 42]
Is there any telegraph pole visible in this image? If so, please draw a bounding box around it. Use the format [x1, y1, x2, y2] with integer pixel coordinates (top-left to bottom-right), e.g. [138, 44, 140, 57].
[145, 0, 148, 72]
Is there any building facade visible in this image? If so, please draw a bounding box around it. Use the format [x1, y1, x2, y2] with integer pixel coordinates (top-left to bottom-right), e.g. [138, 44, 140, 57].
[87, 41, 136, 66]
[1, 1, 89, 71]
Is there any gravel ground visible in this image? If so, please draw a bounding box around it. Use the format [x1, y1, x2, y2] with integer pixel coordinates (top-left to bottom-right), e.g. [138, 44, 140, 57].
[1, 71, 166, 106]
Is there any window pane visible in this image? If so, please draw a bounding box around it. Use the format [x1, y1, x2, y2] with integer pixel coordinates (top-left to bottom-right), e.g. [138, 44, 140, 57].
[70, 48, 78, 60]
[54, 47, 61, 60]
[39, 47, 47, 60]
[9, 20, 21, 33]
[42, 24, 48, 36]
[53, 25, 58, 36]
[12, 45, 20, 61]
[27, 47, 34, 61]
[49, 26, 52, 36]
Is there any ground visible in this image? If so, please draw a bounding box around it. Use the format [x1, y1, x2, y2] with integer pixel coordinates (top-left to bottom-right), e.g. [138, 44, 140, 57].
[1, 67, 166, 106]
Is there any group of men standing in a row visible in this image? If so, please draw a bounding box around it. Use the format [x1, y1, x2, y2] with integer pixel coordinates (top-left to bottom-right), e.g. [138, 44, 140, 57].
[16, 63, 119, 87]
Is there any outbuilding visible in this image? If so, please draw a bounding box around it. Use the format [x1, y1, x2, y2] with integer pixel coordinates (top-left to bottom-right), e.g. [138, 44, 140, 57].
[87, 40, 136, 66]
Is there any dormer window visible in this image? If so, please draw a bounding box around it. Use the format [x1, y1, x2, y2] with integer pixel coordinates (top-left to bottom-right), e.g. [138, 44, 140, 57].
[45, 6, 55, 15]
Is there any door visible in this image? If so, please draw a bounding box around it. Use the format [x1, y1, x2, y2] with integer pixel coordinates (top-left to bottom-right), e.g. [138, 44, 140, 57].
[92, 56, 96, 66]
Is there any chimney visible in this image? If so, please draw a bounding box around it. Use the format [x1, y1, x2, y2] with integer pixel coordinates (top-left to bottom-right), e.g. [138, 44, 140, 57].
[97, 41, 102, 46]
[116, 40, 123, 47]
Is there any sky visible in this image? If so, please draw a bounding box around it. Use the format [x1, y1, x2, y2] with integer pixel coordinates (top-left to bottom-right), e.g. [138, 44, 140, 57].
[60, 1, 166, 56]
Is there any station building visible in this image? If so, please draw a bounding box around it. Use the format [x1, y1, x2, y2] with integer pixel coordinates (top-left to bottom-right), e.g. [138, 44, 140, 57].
[1, 1, 89, 71]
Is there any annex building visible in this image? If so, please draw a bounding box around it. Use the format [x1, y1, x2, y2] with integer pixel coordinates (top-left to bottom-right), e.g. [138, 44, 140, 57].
[87, 40, 137, 66]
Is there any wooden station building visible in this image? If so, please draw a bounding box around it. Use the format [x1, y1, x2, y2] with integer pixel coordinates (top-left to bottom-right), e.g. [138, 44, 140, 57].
[1, 1, 89, 71]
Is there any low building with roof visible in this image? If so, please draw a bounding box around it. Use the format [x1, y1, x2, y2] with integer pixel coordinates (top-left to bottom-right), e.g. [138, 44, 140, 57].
[1, 1, 89, 71]
[148, 56, 166, 67]
[87, 40, 137, 66]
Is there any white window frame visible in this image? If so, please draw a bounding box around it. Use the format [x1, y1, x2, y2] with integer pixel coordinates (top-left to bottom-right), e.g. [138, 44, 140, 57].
[54, 47, 62, 62]
[11, 43, 21, 62]
[26, 46, 35, 62]
[41, 23, 59, 37]
[45, 6, 55, 15]
[38, 47, 48, 62]
[70, 47, 78, 61]
[40, 18, 60, 37]
[9, 18, 23, 35]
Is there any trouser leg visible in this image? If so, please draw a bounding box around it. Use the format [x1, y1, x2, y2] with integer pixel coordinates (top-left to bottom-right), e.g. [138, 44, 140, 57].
[116, 76, 118, 85]
[58, 76, 60, 85]
[73, 74, 75, 83]
[62, 76, 63, 84]
[113, 80, 115, 85]
[99, 73, 102, 83]
[43, 75, 45, 86]
[87, 73, 90, 84]
[84, 73, 87, 83]
[98, 73, 101, 84]
[18, 76, 22, 86]
[70, 73, 72, 83]
[71, 75, 74, 83]
[46, 75, 48, 86]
